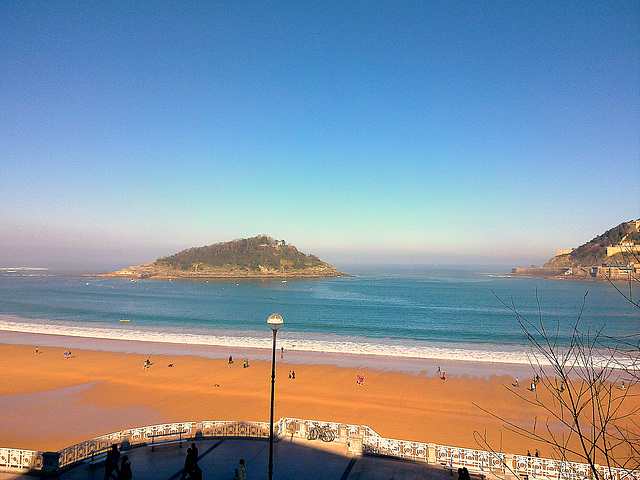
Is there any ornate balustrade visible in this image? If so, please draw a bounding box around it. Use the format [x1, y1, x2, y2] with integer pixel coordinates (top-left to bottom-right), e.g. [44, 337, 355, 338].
[436, 444, 506, 474]
[201, 420, 271, 438]
[1, 418, 638, 480]
[0, 448, 43, 471]
[514, 454, 591, 480]
[599, 466, 640, 480]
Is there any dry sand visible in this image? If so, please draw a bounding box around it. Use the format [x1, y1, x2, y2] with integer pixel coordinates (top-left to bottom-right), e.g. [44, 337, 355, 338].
[0, 332, 632, 462]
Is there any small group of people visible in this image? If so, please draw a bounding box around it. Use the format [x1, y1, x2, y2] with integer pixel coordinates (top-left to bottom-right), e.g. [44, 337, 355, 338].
[243, 359, 250, 368]
[526, 449, 541, 457]
[143, 357, 152, 369]
[457, 467, 471, 480]
[356, 373, 365, 386]
[180, 443, 202, 480]
[64, 350, 73, 359]
[288, 370, 296, 379]
[104, 444, 131, 480]
[437, 366, 446, 380]
[529, 374, 541, 392]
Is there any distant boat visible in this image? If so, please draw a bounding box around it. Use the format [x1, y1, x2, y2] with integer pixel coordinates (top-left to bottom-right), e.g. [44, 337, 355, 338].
[120, 319, 130, 322]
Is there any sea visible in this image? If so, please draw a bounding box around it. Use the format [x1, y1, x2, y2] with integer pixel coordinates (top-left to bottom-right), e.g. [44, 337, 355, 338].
[0, 265, 637, 366]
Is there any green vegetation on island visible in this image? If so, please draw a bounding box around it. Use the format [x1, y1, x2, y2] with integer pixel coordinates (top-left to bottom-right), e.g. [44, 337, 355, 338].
[103, 235, 342, 279]
[512, 219, 640, 280]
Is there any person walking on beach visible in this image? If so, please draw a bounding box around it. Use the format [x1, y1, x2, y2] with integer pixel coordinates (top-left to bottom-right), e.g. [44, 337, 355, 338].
[291, 370, 295, 379]
[104, 444, 120, 480]
[228, 355, 233, 364]
[514, 377, 519, 387]
[281, 346, 284, 359]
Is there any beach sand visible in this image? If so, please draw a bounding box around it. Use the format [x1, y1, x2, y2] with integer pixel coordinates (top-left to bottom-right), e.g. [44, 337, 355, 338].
[0, 331, 632, 462]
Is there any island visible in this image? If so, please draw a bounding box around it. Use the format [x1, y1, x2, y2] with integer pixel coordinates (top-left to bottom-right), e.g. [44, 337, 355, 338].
[100, 235, 344, 279]
[511, 219, 640, 281]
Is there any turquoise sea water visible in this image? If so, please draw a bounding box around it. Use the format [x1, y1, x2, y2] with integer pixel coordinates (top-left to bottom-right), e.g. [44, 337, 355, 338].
[0, 265, 637, 364]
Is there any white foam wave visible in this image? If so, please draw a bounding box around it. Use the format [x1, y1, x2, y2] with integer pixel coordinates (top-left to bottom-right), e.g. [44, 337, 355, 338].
[0, 316, 539, 365]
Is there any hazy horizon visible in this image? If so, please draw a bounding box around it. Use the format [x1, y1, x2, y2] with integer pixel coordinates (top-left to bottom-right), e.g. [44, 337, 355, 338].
[2, 2, 638, 269]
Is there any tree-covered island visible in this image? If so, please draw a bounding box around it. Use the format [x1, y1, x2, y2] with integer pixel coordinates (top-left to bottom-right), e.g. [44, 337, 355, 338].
[101, 235, 343, 279]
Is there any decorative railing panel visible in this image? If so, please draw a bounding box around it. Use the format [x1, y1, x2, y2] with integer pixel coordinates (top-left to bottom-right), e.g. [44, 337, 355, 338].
[58, 430, 127, 468]
[201, 420, 271, 438]
[364, 435, 429, 462]
[279, 417, 361, 442]
[600, 466, 640, 480]
[437, 445, 506, 473]
[0, 448, 43, 471]
[514, 455, 591, 480]
[129, 422, 197, 445]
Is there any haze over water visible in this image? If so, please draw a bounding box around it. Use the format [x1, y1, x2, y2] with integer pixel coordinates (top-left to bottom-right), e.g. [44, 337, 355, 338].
[1, 266, 636, 366]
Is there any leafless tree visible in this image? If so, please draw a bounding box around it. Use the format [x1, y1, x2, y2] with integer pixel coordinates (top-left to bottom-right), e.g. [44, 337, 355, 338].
[474, 290, 640, 480]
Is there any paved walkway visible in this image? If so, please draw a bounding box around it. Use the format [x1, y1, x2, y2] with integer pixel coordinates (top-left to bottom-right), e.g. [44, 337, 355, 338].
[0, 437, 453, 480]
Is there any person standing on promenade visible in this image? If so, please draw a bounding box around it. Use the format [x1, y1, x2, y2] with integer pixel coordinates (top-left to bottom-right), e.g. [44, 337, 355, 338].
[104, 444, 120, 480]
[180, 447, 195, 480]
[119, 455, 132, 480]
[234, 459, 246, 480]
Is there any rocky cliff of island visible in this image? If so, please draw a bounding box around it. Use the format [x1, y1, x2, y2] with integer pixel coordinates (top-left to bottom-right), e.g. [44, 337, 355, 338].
[512, 219, 640, 280]
[103, 235, 342, 279]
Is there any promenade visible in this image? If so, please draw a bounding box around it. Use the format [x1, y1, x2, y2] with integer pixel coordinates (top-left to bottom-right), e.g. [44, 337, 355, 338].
[0, 437, 449, 480]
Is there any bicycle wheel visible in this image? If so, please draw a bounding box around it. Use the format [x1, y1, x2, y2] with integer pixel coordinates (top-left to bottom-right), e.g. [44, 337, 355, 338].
[307, 428, 318, 441]
[320, 428, 335, 442]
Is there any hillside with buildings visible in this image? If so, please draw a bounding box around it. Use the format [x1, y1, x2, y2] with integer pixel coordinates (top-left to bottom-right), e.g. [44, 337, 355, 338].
[102, 235, 342, 279]
[512, 219, 640, 280]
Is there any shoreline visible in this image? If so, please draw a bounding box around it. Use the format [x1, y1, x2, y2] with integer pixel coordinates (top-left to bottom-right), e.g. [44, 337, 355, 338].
[0, 330, 535, 378]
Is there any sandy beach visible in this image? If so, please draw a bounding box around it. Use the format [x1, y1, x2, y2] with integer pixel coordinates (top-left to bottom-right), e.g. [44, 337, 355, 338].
[0, 331, 632, 462]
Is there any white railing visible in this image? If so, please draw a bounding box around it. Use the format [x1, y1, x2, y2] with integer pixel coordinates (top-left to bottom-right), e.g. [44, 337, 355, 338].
[279, 417, 359, 442]
[600, 465, 640, 480]
[437, 444, 506, 474]
[0, 448, 43, 471]
[1, 418, 638, 480]
[514, 454, 591, 480]
[201, 420, 271, 438]
[57, 421, 197, 468]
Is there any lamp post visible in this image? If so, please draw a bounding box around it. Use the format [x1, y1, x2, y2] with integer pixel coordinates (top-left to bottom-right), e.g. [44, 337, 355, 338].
[267, 313, 283, 480]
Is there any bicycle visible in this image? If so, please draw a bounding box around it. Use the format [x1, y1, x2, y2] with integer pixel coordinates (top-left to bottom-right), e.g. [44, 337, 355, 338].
[306, 423, 336, 442]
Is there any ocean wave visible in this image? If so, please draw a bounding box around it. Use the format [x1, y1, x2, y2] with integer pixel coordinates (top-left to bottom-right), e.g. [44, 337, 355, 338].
[0, 315, 544, 365]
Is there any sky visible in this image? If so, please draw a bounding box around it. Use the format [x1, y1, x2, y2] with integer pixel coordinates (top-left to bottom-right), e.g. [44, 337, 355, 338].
[1, 1, 638, 272]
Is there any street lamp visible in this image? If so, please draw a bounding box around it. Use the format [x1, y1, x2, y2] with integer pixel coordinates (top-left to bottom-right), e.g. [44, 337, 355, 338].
[267, 313, 283, 480]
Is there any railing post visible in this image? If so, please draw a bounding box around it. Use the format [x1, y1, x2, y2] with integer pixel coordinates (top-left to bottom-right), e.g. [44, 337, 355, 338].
[41, 452, 60, 476]
[428, 443, 437, 465]
[339, 424, 348, 444]
[121, 430, 131, 451]
[348, 433, 363, 455]
[505, 454, 514, 480]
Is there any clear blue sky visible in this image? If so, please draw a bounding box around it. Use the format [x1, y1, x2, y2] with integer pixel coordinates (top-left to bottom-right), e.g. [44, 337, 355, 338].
[1, 1, 638, 271]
